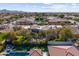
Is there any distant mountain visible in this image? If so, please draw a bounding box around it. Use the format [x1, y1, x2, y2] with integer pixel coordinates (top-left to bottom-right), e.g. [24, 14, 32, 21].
[0, 9, 79, 14]
[0, 9, 25, 14]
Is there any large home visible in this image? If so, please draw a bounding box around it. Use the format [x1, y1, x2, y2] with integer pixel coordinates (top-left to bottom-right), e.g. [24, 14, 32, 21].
[47, 17, 71, 25]
[48, 45, 79, 56]
[15, 25, 30, 29]
[48, 41, 79, 56]
[0, 24, 13, 32]
[15, 17, 35, 25]
[0, 25, 7, 30]
[64, 15, 76, 20]
[28, 49, 43, 56]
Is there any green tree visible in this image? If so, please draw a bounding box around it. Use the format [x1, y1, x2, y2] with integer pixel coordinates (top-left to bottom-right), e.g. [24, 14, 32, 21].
[5, 32, 16, 40]
[40, 40, 47, 45]
[16, 36, 24, 45]
[59, 27, 74, 41]
[24, 40, 30, 45]
[31, 32, 39, 39]
[58, 14, 64, 18]
[39, 30, 47, 38]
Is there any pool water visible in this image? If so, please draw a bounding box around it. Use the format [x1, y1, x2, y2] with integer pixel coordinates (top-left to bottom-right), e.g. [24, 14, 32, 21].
[5, 44, 30, 56]
[6, 52, 30, 56]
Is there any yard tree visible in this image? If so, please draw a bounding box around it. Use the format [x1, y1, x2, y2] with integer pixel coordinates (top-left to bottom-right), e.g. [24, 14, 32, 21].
[64, 27, 74, 41]
[24, 40, 30, 45]
[59, 27, 74, 41]
[12, 40, 18, 45]
[39, 30, 47, 38]
[40, 40, 47, 45]
[16, 36, 24, 45]
[31, 32, 39, 39]
[5, 32, 16, 40]
[58, 14, 64, 18]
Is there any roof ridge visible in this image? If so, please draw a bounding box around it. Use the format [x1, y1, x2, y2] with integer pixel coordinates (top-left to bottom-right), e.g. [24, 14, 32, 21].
[66, 51, 74, 56]
[30, 49, 42, 56]
[66, 46, 78, 56]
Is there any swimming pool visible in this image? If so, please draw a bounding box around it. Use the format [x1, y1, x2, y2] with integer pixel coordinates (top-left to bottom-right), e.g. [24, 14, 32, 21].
[6, 52, 30, 56]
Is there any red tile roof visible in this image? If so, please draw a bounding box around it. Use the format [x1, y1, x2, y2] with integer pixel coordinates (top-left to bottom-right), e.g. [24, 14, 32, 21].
[48, 46, 79, 56]
[28, 49, 43, 56]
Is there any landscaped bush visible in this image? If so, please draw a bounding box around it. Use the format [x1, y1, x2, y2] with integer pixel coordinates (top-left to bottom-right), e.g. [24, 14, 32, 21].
[0, 26, 74, 46]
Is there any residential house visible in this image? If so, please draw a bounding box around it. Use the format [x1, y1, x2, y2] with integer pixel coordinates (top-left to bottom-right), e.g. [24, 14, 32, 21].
[16, 17, 35, 25]
[47, 17, 71, 25]
[48, 41, 79, 56]
[28, 49, 43, 56]
[0, 24, 13, 32]
[64, 15, 76, 20]
[48, 45, 79, 56]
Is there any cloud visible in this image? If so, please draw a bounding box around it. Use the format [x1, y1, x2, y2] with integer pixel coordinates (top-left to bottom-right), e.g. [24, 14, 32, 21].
[0, 3, 79, 12]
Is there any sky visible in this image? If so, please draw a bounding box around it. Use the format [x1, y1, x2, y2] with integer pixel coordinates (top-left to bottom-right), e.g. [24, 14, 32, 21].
[0, 3, 79, 12]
